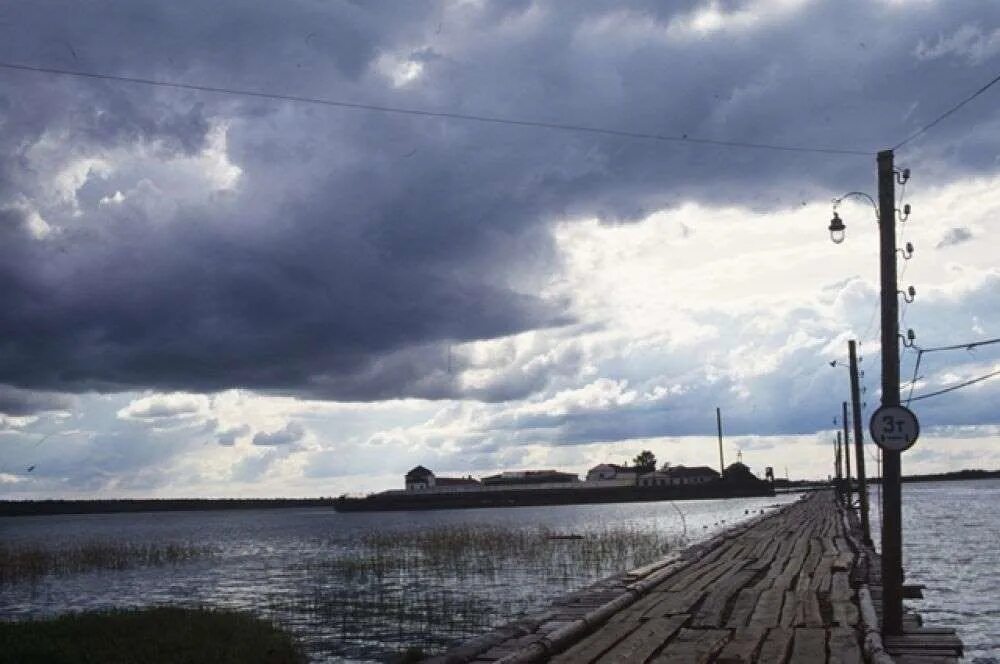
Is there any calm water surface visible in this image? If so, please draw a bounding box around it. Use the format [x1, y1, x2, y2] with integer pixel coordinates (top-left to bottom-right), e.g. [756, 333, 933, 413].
[869, 478, 1000, 661]
[1, 495, 795, 663]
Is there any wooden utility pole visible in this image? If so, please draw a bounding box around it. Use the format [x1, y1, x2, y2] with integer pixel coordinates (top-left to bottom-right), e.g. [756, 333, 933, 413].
[849, 339, 871, 543]
[842, 401, 852, 506]
[878, 148, 904, 635]
[716, 407, 725, 477]
[835, 431, 843, 500]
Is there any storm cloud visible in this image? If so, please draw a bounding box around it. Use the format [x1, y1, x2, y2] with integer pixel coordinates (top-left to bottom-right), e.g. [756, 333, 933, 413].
[3, 1, 1000, 409]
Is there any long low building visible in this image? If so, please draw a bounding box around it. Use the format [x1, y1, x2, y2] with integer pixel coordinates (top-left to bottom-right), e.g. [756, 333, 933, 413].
[637, 465, 721, 487]
[481, 470, 579, 486]
[404, 466, 577, 493]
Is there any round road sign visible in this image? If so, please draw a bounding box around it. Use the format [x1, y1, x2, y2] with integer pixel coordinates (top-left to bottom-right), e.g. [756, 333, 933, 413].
[869, 404, 920, 452]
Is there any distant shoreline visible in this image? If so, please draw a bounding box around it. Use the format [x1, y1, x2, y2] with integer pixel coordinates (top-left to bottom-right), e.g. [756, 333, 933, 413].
[2, 468, 997, 516]
[867, 468, 1000, 485]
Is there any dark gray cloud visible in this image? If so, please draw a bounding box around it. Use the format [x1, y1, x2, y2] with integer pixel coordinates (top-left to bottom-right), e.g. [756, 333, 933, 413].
[0, 385, 73, 416]
[937, 227, 974, 248]
[2, 0, 1000, 406]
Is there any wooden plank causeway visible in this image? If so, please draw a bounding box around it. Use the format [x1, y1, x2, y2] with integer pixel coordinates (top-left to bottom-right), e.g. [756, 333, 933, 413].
[434, 490, 964, 664]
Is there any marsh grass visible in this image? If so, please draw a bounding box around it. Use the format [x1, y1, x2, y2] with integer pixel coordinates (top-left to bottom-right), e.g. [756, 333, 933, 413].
[340, 524, 681, 580]
[286, 524, 684, 658]
[0, 541, 210, 584]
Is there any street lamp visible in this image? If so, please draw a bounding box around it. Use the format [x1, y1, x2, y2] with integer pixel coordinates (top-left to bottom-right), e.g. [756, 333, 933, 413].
[828, 191, 879, 244]
[828, 212, 846, 244]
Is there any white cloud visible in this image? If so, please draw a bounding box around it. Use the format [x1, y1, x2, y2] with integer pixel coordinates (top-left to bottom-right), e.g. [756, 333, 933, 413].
[117, 393, 210, 423]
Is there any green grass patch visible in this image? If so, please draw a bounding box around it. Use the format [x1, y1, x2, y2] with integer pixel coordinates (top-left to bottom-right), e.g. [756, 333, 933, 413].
[0, 607, 305, 664]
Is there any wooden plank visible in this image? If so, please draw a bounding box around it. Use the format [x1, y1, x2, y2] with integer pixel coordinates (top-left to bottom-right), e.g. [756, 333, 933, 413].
[549, 617, 642, 664]
[638, 590, 702, 618]
[831, 601, 859, 627]
[811, 560, 833, 592]
[612, 590, 668, 621]
[749, 588, 785, 628]
[757, 627, 793, 663]
[715, 627, 765, 663]
[793, 589, 823, 627]
[788, 627, 826, 664]
[650, 628, 729, 663]
[828, 627, 863, 664]
[692, 568, 756, 628]
[830, 571, 852, 602]
[779, 590, 797, 627]
[597, 614, 688, 663]
[884, 633, 963, 648]
[726, 588, 761, 628]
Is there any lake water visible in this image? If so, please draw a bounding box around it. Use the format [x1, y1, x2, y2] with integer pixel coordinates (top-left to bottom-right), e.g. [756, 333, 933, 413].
[1, 495, 794, 662]
[869, 478, 1000, 661]
[2, 483, 996, 662]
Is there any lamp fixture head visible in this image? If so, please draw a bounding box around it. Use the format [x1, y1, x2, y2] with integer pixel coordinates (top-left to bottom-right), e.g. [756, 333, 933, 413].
[829, 211, 846, 244]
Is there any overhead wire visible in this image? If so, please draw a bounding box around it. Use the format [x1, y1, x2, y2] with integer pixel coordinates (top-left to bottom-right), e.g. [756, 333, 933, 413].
[904, 349, 923, 406]
[915, 336, 1000, 354]
[904, 335, 1000, 404]
[909, 368, 1000, 403]
[0, 60, 876, 156]
[894, 70, 1000, 150]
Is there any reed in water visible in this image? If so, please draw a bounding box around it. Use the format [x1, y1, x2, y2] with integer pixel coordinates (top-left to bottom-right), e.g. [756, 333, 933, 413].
[0, 541, 210, 584]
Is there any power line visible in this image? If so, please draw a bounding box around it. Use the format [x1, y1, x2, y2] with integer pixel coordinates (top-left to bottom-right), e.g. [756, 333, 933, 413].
[893, 70, 1000, 150]
[915, 336, 1000, 354]
[909, 368, 1000, 402]
[904, 349, 923, 406]
[0, 60, 874, 157]
[903, 335, 1000, 405]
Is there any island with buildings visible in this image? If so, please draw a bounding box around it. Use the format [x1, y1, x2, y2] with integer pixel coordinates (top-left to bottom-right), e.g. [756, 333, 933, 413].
[332, 456, 774, 511]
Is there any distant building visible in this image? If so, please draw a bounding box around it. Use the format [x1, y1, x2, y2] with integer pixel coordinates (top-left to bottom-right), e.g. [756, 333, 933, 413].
[436, 476, 481, 487]
[481, 470, 579, 486]
[637, 471, 671, 487]
[670, 465, 720, 484]
[723, 462, 760, 483]
[404, 466, 480, 491]
[586, 464, 639, 483]
[639, 465, 720, 487]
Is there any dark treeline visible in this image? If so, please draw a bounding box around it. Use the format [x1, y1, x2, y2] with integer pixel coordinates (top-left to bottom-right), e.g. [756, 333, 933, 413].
[0, 498, 336, 517]
[867, 468, 1000, 485]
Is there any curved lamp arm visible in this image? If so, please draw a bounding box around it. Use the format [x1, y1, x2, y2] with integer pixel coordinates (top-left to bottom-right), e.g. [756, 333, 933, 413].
[831, 191, 879, 218]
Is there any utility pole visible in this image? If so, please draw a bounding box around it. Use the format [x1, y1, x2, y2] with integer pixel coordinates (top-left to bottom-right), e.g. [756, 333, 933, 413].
[835, 431, 843, 501]
[878, 148, 904, 635]
[849, 339, 871, 543]
[716, 407, 725, 477]
[842, 401, 852, 506]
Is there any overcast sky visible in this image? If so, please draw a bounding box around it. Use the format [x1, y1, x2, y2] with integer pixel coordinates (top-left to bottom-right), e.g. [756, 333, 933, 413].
[2, 0, 999, 498]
